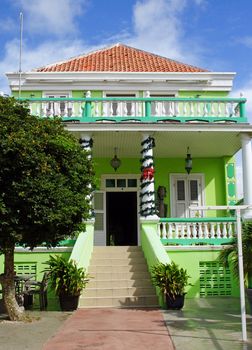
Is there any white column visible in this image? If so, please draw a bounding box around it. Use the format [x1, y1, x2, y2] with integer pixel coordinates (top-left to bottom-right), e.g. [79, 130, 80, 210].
[80, 134, 93, 216]
[241, 134, 252, 218]
[80, 134, 92, 158]
[140, 134, 158, 219]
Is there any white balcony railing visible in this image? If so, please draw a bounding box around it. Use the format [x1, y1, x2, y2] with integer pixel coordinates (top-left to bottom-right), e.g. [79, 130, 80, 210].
[158, 217, 236, 241]
[19, 95, 247, 123]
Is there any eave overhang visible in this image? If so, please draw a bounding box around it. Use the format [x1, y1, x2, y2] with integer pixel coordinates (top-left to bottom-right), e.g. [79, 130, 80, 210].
[64, 123, 252, 158]
[6, 71, 236, 92]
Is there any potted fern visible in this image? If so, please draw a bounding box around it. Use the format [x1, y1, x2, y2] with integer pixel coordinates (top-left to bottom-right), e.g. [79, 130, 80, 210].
[219, 220, 252, 314]
[45, 255, 90, 311]
[151, 261, 191, 309]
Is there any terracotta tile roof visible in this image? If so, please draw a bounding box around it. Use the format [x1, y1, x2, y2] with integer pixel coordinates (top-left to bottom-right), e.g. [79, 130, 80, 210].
[35, 44, 208, 73]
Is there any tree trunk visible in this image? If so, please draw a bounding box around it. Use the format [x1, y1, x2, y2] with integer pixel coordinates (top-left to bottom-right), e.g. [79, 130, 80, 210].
[0, 247, 26, 321]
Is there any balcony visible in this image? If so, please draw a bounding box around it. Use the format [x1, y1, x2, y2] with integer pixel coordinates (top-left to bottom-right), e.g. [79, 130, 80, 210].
[20, 96, 247, 124]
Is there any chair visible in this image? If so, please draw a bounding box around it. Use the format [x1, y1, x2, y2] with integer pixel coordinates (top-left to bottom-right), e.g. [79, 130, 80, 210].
[23, 272, 50, 310]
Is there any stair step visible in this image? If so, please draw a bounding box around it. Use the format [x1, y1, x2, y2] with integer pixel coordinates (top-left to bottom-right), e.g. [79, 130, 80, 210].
[90, 257, 146, 265]
[93, 246, 142, 253]
[88, 278, 152, 289]
[89, 271, 151, 280]
[81, 246, 159, 309]
[83, 286, 156, 298]
[88, 264, 149, 274]
[79, 295, 159, 308]
[91, 253, 145, 259]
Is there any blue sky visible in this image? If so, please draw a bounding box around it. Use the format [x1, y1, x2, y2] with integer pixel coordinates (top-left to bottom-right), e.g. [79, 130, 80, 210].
[1, 0, 252, 99]
[0, 0, 251, 196]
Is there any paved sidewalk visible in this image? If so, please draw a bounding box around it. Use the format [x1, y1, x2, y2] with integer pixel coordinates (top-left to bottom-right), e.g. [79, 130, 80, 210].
[1, 297, 251, 349]
[43, 308, 175, 350]
[163, 297, 252, 350]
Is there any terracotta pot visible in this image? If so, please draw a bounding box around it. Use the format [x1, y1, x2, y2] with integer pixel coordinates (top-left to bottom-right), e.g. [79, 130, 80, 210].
[165, 293, 185, 310]
[59, 294, 80, 311]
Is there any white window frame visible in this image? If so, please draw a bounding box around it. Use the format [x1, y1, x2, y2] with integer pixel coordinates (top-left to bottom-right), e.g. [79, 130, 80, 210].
[100, 174, 141, 245]
[149, 92, 177, 117]
[170, 173, 205, 218]
[93, 191, 106, 246]
[103, 91, 139, 117]
[42, 91, 72, 117]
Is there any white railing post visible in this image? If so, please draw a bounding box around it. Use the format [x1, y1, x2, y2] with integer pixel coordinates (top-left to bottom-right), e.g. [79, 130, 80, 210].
[168, 223, 173, 239]
[241, 134, 252, 218]
[236, 209, 247, 341]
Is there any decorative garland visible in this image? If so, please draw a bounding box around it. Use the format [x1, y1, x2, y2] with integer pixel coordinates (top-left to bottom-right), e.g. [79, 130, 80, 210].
[79, 137, 94, 217]
[79, 137, 93, 150]
[140, 136, 156, 217]
[141, 167, 154, 181]
[141, 136, 155, 152]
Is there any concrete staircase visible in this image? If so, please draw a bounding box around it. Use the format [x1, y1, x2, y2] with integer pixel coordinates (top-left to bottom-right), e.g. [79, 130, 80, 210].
[79, 246, 159, 308]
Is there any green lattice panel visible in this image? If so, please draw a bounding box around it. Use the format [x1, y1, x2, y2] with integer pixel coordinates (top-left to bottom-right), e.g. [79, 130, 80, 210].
[14, 262, 37, 279]
[199, 261, 231, 297]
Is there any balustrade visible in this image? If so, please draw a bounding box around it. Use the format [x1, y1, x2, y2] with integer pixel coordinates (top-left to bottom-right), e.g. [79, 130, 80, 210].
[157, 217, 236, 241]
[21, 96, 246, 123]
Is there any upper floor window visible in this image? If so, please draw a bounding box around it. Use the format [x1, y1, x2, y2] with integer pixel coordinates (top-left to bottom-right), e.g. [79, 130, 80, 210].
[106, 93, 136, 116]
[150, 94, 175, 116]
[44, 93, 72, 117]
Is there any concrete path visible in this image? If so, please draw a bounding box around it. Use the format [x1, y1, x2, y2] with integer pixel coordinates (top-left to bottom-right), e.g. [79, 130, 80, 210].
[163, 298, 252, 350]
[43, 308, 175, 350]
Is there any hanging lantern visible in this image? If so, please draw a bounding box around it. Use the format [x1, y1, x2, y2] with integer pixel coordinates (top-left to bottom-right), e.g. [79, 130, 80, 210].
[185, 147, 192, 174]
[110, 147, 121, 171]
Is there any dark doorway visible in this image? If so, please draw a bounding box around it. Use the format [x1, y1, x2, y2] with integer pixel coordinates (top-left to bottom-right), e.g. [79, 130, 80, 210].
[106, 192, 138, 246]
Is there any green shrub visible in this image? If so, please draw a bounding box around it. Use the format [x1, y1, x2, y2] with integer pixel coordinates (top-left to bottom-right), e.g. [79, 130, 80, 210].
[45, 255, 90, 296]
[151, 261, 191, 300]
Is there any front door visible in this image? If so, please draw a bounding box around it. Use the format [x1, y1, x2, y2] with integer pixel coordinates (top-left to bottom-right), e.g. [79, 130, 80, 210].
[106, 192, 138, 246]
[170, 174, 204, 218]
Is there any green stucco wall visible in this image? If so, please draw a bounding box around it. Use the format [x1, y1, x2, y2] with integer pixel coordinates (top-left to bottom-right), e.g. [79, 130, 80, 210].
[178, 91, 229, 98]
[16, 90, 229, 99]
[0, 251, 71, 280]
[94, 156, 228, 216]
[167, 249, 239, 298]
[13, 91, 42, 98]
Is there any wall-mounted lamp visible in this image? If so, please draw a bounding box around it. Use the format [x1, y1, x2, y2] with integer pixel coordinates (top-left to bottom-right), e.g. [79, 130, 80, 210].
[110, 147, 121, 172]
[185, 147, 192, 174]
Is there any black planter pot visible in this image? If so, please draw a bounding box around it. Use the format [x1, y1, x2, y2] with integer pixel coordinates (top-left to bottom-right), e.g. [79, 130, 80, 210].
[165, 293, 185, 310]
[59, 294, 80, 311]
[246, 288, 252, 315]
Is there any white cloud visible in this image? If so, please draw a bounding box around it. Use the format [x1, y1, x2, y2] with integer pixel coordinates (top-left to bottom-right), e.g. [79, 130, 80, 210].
[0, 17, 17, 33]
[0, 0, 207, 94]
[125, 0, 204, 66]
[237, 36, 252, 48]
[0, 39, 100, 94]
[18, 0, 87, 36]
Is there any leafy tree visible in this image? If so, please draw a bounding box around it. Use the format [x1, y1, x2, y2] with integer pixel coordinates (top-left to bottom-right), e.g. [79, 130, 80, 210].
[0, 96, 95, 320]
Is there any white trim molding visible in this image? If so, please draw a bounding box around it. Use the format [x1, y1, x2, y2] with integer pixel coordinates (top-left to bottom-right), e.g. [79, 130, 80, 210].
[6, 71, 236, 92]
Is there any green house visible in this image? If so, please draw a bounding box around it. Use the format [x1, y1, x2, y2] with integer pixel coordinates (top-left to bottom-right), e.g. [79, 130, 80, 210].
[4, 44, 252, 307]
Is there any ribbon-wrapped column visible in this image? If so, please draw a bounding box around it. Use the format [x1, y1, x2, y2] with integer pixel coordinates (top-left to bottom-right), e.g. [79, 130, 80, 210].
[140, 134, 156, 217]
[79, 134, 94, 216]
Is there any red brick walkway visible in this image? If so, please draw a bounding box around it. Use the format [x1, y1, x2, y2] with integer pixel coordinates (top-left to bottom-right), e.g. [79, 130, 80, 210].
[43, 308, 175, 350]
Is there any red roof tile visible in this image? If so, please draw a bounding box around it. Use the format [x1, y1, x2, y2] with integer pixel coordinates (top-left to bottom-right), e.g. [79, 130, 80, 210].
[35, 44, 208, 73]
